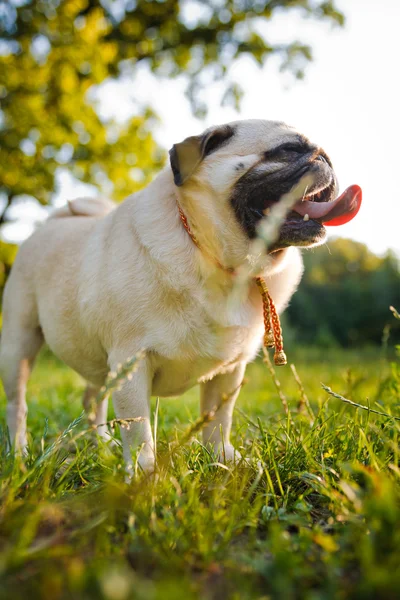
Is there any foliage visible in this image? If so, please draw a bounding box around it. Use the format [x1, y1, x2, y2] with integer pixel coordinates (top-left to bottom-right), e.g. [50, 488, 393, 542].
[287, 237, 400, 347]
[0, 239, 17, 288]
[0, 341, 399, 599]
[0, 0, 344, 224]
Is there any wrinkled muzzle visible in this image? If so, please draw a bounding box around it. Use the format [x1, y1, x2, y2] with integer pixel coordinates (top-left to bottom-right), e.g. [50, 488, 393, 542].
[230, 149, 361, 251]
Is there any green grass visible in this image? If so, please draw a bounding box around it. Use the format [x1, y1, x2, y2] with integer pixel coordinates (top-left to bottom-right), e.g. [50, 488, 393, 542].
[1, 344, 400, 600]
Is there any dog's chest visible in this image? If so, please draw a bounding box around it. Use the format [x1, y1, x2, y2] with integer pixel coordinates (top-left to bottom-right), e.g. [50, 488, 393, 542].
[149, 291, 263, 396]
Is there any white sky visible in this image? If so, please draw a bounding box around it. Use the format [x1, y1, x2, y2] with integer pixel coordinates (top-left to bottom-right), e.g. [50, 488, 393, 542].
[4, 0, 400, 256]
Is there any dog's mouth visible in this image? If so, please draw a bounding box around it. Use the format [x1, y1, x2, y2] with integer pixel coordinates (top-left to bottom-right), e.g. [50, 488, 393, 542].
[290, 183, 361, 225]
[266, 182, 362, 252]
[230, 150, 362, 250]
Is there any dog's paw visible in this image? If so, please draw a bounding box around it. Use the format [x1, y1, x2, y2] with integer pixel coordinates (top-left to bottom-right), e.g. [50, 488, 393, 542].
[137, 453, 156, 475]
[97, 431, 118, 450]
[7, 436, 29, 458]
[217, 443, 244, 464]
[123, 447, 156, 483]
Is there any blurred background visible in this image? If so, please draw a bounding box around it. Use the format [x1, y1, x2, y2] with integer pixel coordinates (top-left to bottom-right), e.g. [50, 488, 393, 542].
[1, 0, 399, 346]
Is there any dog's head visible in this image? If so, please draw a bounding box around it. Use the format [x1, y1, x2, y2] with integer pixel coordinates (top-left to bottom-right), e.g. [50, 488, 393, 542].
[170, 120, 360, 258]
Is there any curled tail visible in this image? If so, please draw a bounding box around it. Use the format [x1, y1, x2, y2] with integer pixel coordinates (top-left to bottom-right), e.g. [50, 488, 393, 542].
[49, 197, 116, 219]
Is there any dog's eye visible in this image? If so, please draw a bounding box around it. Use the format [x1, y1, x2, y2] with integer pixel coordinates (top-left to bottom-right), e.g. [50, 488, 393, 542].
[280, 144, 306, 153]
[264, 143, 308, 160]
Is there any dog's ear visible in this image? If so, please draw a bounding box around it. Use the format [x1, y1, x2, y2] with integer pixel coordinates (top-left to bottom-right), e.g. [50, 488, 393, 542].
[169, 125, 235, 186]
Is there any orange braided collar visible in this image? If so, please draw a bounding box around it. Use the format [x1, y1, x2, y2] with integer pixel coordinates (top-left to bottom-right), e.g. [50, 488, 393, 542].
[177, 203, 287, 366]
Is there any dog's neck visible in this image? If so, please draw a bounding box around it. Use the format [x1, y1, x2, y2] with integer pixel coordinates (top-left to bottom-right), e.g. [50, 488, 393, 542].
[176, 202, 236, 275]
[132, 167, 290, 280]
[174, 179, 287, 365]
[174, 177, 251, 272]
[174, 180, 290, 280]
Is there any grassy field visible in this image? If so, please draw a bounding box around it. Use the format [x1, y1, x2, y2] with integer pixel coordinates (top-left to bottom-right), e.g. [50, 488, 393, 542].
[0, 343, 400, 600]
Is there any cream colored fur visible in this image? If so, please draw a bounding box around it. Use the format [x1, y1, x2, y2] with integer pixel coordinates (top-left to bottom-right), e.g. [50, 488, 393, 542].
[0, 119, 307, 475]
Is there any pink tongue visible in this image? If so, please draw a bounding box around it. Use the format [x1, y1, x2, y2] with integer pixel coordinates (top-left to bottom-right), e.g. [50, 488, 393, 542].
[293, 185, 362, 226]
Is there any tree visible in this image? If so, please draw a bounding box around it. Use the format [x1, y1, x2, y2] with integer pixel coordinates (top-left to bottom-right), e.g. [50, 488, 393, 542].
[0, 0, 344, 227]
[287, 238, 400, 347]
[0, 239, 17, 323]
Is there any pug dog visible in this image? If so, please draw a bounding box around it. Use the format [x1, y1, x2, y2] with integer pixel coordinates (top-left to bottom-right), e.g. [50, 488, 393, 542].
[0, 119, 361, 474]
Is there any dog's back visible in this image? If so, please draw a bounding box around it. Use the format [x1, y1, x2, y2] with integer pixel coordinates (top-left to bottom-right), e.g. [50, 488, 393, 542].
[0, 197, 116, 424]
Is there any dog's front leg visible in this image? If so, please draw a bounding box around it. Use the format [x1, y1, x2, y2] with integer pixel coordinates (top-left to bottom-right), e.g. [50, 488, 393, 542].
[200, 361, 246, 462]
[109, 353, 154, 476]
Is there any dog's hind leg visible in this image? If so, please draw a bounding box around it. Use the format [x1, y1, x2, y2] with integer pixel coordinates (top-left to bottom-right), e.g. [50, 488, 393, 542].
[0, 265, 43, 452]
[0, 325, 43, 452]
[82, 385, 111, 442]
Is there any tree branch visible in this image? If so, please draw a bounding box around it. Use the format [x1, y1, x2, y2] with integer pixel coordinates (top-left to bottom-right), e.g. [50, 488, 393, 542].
[0, 195, 14, 227]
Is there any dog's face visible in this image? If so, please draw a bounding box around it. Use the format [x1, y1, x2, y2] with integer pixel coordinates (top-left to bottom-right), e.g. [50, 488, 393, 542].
[169, 119, 339, 252]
